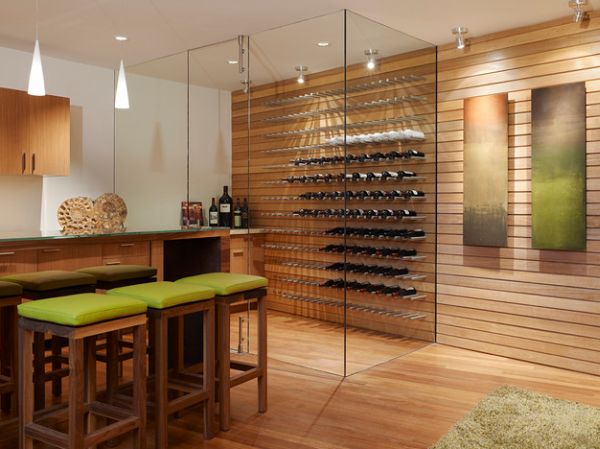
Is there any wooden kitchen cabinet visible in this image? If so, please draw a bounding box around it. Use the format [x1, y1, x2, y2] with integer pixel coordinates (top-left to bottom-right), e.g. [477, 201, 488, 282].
[230, 233, 265, 276]
[0, 87, 70, 176]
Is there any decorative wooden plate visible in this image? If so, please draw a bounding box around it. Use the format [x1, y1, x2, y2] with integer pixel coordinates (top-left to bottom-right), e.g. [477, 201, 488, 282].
[94, 193, 127, 233]
[57, 197, 96, 235]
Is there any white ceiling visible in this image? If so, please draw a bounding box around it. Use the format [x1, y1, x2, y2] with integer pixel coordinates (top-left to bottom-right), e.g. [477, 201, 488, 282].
[0, 0, 597, 73]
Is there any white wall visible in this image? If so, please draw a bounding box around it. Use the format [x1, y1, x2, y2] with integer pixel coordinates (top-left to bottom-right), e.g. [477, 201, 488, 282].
[0, 45, 114, 232]
[115, 73, 232, 229]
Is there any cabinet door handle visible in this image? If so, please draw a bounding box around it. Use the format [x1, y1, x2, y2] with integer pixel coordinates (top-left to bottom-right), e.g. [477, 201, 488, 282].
[22, 153, 26, 173]
[105, 261, 121, 265]
[119, 243, 135, 247]
[42, 248, 60, 253]
[31, 153, 36, 173]
[0, 251, 16, 256]
[232, 250, 244, 257]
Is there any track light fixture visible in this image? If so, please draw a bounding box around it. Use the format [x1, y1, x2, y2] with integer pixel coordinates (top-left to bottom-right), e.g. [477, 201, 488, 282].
[452, 26, 468, 50]
[295, 65, 308, 84]
[569, 0, 587, 22]
[364, 49, 378, 70]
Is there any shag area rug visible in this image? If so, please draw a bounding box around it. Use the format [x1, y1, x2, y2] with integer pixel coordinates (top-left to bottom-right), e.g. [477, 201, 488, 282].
[430, 385, 600, 449]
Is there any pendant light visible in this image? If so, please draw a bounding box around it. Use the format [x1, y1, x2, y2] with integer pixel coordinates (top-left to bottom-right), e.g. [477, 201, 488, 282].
[28, 0, 45, 96]
[114, 36, 129, 109]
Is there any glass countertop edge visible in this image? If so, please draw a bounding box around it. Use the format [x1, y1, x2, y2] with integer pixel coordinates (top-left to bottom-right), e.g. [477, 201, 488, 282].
[0, 227, 231, 243]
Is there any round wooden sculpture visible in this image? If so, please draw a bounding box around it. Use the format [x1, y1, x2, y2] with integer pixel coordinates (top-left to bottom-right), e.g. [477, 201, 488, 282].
[94, 193, 127, 233]
[57, 197, 97, 235]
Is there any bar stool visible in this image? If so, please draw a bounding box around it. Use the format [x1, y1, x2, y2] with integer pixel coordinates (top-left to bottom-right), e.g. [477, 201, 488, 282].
[176, 272, 268, 431]
[0, 270, 97, 410]
[108, 281, 216, 448]
[17, 293, 147, 449]
[0, 281, 23, 417]
[78, 265, 158, 390]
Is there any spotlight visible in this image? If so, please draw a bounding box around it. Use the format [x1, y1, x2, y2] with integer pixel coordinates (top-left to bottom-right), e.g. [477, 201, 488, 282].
[114, 35, 128, 42]
[569, 0, 587, 22]
[295, 65, 308, 84]
[228, 60, 238, 65]
[364, 49, 378, 70]
[452, 26, 468, 49]
[317, 42, 330, 47]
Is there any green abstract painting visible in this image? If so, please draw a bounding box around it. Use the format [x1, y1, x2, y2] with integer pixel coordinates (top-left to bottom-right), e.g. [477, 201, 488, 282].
[531, 83, 586, 251]
[464, 93, 508, 247]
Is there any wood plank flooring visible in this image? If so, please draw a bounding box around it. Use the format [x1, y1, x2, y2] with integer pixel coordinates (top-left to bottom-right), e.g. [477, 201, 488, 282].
[2, 313, 600, 449]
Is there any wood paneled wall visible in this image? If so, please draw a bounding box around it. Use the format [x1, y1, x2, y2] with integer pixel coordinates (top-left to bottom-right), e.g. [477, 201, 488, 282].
[436, 14, 600, 375]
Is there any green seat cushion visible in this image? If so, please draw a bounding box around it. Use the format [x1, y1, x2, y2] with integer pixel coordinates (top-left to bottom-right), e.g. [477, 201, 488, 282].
[77, 265, 157, 282]
[176, 272, 268, 296]
[107, 281, 214, 309]
[17, 293, 147, 326]
[0, 281, 23, 297]
[0, 270, 96, 292]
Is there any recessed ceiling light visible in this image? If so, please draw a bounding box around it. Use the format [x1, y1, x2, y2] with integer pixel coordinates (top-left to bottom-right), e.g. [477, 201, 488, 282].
[114, 35, 128, 41]
[228, 60, 239, 65]
[317, 42, 329, 47]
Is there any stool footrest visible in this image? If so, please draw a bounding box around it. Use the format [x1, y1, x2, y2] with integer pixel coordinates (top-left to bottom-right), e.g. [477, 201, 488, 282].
[230, 368, 263, 388]
[84, 416, 140, 449]
[167, 390, 209, 415]
[24, 422, 68, 449]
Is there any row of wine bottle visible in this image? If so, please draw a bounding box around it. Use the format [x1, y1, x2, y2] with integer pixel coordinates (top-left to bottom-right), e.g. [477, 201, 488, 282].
[285, 171, 418, 184]
[321, 279, 418, 297]
[321, 244, 417, 259]
[291, 149, 425, 166]
[325, 227, 426, 239]
[326, 262, 409, 277]
[211, 186, 248, 228]
[298, 190, 425, 201]
[292, 208, 418, 219]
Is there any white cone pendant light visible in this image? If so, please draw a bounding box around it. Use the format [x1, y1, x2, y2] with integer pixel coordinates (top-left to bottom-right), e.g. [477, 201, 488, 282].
[115, 59, 129, 109]
[28, 39, 45, 96]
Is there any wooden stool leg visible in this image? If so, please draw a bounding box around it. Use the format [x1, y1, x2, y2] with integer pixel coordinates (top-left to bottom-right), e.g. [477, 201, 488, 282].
[106, 332, 119, 403]
[85, 336, 97, 440]
[203, 306, 215, 439]
[33, 332, 46, 410]
[132, 323, 147, 449]
[257, 296, 267, 414]
[19, 324, 34, 449]
[0, 306, 11, 412]
[217, 300, 231, 431]
[51, 336, 63, 397]
[155, 315, 168, 449]
[68, 337, 85, 449]
[9, 306, 19, 416]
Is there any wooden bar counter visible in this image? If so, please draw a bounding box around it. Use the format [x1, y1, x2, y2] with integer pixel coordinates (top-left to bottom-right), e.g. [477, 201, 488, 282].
[0, 227, 231, 281]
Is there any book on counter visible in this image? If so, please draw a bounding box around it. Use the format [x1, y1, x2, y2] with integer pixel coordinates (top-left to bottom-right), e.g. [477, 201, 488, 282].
[181, 201, 204, 228]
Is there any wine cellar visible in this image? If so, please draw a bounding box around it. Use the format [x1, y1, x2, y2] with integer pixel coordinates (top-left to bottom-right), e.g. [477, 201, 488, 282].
[232, 46, 437, 341]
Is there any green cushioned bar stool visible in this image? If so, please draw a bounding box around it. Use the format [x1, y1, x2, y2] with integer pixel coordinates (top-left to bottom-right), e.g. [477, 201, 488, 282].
[17, 294, 148, 449]
[176, 272, 268, 431]
[108, 281, 216, 448]
[0, 270, 97, 410]
[0, 281, 23, 418]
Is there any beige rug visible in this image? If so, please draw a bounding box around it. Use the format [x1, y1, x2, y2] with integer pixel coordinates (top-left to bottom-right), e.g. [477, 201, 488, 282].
[431, 385, 600, 449]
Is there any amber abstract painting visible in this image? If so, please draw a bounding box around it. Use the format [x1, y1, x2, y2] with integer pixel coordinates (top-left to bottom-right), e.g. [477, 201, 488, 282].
[532, 83, 586, 251]
[463, 93, 508, 247]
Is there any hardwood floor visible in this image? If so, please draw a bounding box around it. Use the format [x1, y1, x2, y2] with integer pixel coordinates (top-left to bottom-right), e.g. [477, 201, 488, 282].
[2, 314, 600, 449]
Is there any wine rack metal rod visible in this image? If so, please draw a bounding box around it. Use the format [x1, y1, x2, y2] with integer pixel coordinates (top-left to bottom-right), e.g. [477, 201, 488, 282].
[277, 260, 426, 281]
[275, 290, 426, 319]
[263, 243, 427, 261]
[264, 228, 427, 241]
[263, 75, 425, 107]
[261, 212, 426, 221]
[260, 195, 427, 202]
[261, 155, 427, 169]
[265, 118, 425, 138]
[262, 96, 427, 123]
[263, 176, 427, 184]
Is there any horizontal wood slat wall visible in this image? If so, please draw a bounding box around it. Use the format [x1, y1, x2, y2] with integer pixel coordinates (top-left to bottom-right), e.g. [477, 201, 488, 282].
[437, 14, 600, 375]
[231, 48, 437, 340]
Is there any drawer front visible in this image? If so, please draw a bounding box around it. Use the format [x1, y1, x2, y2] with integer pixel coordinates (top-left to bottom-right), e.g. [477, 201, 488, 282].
[0, 248, 37, 275]
[37, 244, 102, 271]
[102, 254, 151, 267]
[102, 241, 150, 259]
[230, 236, 248, 274]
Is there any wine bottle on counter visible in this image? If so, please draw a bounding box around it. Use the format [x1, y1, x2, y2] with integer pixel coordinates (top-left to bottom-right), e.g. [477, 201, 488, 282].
[209, 197, 219, 227]
[233, 199, 242, 229]
[241, 198, 249, 228]
[219, 185, 233, 227]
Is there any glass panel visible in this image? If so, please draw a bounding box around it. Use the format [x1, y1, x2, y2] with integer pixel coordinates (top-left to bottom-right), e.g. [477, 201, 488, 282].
[115, 52, 189, 229]
[343, 10, 436, 374]
[248, 11, 346, 375]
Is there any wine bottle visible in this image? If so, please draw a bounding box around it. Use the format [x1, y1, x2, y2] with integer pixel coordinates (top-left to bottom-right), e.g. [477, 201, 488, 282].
[209, 197, 219, 227]
[233, 199, 242, 229]
[218, 186, 233, 227]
